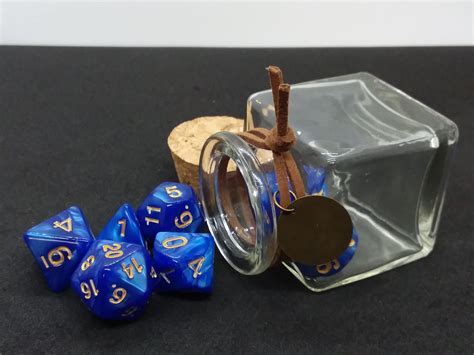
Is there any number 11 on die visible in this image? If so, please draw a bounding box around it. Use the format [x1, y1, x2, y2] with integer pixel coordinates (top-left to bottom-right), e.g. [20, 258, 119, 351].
[145, 206, 161, 226]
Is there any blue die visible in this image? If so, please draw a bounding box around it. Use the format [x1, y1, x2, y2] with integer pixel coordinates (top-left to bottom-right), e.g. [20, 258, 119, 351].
[23, 206, 94, 292]
[97, 203, 145, 247]
[137, 182, 203, 245]
[266, 165, 358, 278]
[303, 165, 328, 196]
[153, 232, 214, 294]
[266, 166, 327, 196]
[297, 228, 359, 278]
[71, 240, 157, 321]
[266, 166, 329, 218]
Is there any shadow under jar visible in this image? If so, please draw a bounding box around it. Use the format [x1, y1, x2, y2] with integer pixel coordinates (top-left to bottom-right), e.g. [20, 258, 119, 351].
[199, 72, 458, 292]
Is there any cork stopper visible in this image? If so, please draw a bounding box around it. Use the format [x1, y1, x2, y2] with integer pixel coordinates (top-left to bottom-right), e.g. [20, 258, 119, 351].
[167, 116, 244, 192]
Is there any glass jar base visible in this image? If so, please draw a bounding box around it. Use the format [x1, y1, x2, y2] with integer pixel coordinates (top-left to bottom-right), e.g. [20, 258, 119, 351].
[284, 242, 434, 292]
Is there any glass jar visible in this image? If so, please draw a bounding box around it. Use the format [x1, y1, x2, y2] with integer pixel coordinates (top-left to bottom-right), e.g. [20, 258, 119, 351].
[199, 72, 458, 292]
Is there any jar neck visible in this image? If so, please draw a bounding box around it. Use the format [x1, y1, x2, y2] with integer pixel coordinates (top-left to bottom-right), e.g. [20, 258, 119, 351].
[199, 131, 278, 275]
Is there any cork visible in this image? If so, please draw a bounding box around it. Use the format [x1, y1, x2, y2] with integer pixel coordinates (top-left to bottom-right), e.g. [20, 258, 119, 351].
[167, 116, 244, 192]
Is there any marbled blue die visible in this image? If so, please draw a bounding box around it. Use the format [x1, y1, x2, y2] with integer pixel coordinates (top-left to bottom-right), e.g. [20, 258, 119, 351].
[266, 165, 358, 277]
[23, 206, 94, 292]
[266, 165, 329, 217]
[296, 228, 359, 278]
[71, 240, 156, 321]
[97, 203, 145, 247]
[153, 232, 214, 294]
[136, 182, 203, 245]
[266, 165, 327, 196]
[303, 165, 328, 196]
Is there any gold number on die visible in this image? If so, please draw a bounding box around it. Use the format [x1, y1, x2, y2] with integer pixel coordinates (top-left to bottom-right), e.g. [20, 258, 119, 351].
[109, 285, 127, 304]
[188, 257, 205, 279]
[145, 206, 161, 225]
[81, 255, 95, 271]
[40, 246, 73, 268]
[316, 259, 341, 274]
[159, 269, 175, 284]
[121, 257, 143, 279]
[102, 243, 124, 259]
[175, 207, 193, 229]
[80, 279, 99, 299]
[162, 236, 188, 249]
[118, 219, 127, 237]
[53, 217, 72, 232]
[165, 185, 182, 198]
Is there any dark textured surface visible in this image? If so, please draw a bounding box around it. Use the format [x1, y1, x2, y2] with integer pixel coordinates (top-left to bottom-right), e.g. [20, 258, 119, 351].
[0, 47, 472, 354]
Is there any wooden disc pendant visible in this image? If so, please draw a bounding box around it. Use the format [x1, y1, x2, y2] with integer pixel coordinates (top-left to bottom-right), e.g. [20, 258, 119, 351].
[277, 195, 353, 265]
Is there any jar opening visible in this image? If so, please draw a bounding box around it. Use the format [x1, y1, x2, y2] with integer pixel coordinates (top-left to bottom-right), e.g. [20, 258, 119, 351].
[199, 132, 277, 275]
[216, 156, 257, 251]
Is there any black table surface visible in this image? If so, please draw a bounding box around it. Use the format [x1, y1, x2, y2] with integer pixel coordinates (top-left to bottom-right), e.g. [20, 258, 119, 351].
[0, 46, 472, 354]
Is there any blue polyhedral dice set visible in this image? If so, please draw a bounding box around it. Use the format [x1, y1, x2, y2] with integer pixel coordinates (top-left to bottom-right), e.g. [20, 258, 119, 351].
[23, 182, 214, 321]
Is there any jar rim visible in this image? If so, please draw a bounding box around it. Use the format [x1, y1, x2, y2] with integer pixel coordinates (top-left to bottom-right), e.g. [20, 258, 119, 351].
[199, 131, 278, 275]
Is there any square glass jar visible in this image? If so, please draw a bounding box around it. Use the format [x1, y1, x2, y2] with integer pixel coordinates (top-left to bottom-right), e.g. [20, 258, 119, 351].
[200, 72, 458, 291]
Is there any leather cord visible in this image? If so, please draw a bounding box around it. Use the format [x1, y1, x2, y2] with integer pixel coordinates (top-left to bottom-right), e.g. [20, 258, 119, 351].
[238, 66, 305, 208]
[213, 66, 305, 268]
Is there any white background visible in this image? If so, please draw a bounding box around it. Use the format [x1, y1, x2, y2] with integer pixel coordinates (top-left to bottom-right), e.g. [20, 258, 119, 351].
[1, 0, 473, 47]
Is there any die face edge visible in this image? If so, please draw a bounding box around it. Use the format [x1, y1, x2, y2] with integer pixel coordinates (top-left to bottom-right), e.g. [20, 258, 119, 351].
[24, 205, 94, 242]
[97, 203, 146, 247]
[154, 232, 213, 255]
[153, 232, 215, 294]
[153, 182, 195, 204]
[113, 252, 154, 304]
[112, 249, 154, 295]
[96, 240, 142, 269]
[153, 248, 181, 271]
[24, 232, 93, 244]
[72, 205, 96, 240]
[122, 204, 146, 246]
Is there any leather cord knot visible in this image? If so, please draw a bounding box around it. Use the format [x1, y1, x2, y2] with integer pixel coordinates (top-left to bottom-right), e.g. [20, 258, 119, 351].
[265, 126, 296, 153]
[237, 66, 306, 209]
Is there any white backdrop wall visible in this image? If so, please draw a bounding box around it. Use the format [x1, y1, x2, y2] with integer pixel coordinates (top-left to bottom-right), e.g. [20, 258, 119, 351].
[1, 0, 473, 47]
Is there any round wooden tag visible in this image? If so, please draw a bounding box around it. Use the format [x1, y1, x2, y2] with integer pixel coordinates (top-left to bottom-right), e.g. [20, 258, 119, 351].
[277, 195, 353, 265]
